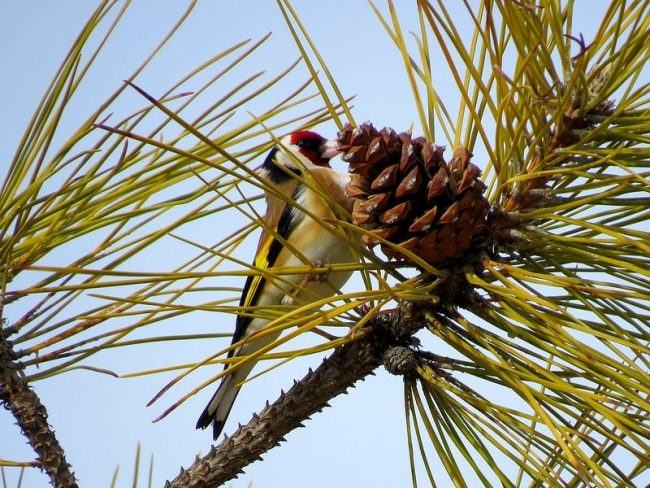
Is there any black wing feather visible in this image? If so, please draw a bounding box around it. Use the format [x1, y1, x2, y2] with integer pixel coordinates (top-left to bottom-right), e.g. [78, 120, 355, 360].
[227, 187, 301, 357]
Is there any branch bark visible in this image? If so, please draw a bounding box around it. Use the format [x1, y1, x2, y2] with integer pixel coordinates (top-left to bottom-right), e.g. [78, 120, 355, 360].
[166, 304, 426, 488]
[0, 326, 78, 488]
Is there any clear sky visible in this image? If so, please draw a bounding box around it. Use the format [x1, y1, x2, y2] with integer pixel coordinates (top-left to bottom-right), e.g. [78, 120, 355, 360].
[1, 1, 622, 487]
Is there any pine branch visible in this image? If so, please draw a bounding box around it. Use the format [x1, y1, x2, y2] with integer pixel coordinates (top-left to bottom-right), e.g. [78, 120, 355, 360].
[165, 303, 426, 488]
[0, 325, 78, 488]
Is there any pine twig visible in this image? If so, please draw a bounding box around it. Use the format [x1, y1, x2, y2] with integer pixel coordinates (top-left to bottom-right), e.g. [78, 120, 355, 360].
[165, 303, 426, 488]
[0, 325, 78, 488]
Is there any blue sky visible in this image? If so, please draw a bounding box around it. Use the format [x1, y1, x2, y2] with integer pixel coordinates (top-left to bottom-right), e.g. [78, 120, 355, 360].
[1, 1, 628, 487]
[1, 3, 438, 486]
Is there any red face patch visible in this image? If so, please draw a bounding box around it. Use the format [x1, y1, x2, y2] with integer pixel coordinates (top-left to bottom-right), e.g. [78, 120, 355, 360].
[290, 131, 331, 167]
[289, 130, 323, 145]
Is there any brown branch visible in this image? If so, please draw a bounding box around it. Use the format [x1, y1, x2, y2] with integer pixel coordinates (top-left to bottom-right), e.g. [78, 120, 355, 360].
[0, 326, 78, 488]
[165, 303, 426, 488]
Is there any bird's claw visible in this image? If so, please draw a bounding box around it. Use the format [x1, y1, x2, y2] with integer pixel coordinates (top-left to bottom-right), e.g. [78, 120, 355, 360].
[310, 259, 331, 283]
[282, 260, 331, 305]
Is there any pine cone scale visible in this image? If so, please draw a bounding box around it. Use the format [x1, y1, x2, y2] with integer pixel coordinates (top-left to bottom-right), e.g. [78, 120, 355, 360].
[338, 122, 490, 267]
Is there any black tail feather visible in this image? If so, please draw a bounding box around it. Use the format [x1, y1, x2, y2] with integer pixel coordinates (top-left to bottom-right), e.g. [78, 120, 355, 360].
[195, 374, 239, 440]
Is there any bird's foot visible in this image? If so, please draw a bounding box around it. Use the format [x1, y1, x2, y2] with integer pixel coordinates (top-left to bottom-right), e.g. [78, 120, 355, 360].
[281, 271, 314, 306]
[281, 261, 331, 305]
[310, 259, 331, 283]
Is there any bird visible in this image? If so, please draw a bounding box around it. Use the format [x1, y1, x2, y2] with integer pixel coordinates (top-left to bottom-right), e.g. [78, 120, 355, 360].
[196, 130, 355, 439]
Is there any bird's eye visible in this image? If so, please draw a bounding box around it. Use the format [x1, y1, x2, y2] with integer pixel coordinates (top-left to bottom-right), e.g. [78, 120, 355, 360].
[296, 138, 319, 152]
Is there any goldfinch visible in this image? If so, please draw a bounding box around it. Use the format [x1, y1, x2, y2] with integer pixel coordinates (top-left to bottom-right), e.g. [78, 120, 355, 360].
[196, 130, 354, 439]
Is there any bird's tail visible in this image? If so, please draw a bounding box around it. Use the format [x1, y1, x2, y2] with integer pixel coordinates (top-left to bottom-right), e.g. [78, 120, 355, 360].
[196, 369, 242, 440]
[196, 353, 263, 439]
[196, 326, 279, 439]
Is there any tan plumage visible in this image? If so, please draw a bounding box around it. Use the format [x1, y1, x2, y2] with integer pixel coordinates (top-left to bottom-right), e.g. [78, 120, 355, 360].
[196, 131, 354, 439]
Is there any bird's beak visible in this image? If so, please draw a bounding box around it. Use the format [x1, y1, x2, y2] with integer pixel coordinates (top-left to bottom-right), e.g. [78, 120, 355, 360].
[320, 139, 341, 161]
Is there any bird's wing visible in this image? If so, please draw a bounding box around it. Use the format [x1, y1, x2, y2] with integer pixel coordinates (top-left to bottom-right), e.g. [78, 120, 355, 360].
[230, 181, 300, 355]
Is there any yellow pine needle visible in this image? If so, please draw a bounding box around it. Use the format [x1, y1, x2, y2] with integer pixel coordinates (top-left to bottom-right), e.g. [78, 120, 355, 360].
[152, 299, 361, 421]
[242, 335, 351, 386]
[277, 0, 355, 127]
[406, 381, 438, 486]
[411, 383, 467, 486]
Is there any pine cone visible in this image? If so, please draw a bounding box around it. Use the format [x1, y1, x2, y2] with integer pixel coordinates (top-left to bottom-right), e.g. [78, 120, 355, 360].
[338, 122, 489, 267]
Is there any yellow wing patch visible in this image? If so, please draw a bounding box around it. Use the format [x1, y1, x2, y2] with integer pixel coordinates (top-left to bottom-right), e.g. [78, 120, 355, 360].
[241, 232, 275, 310]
